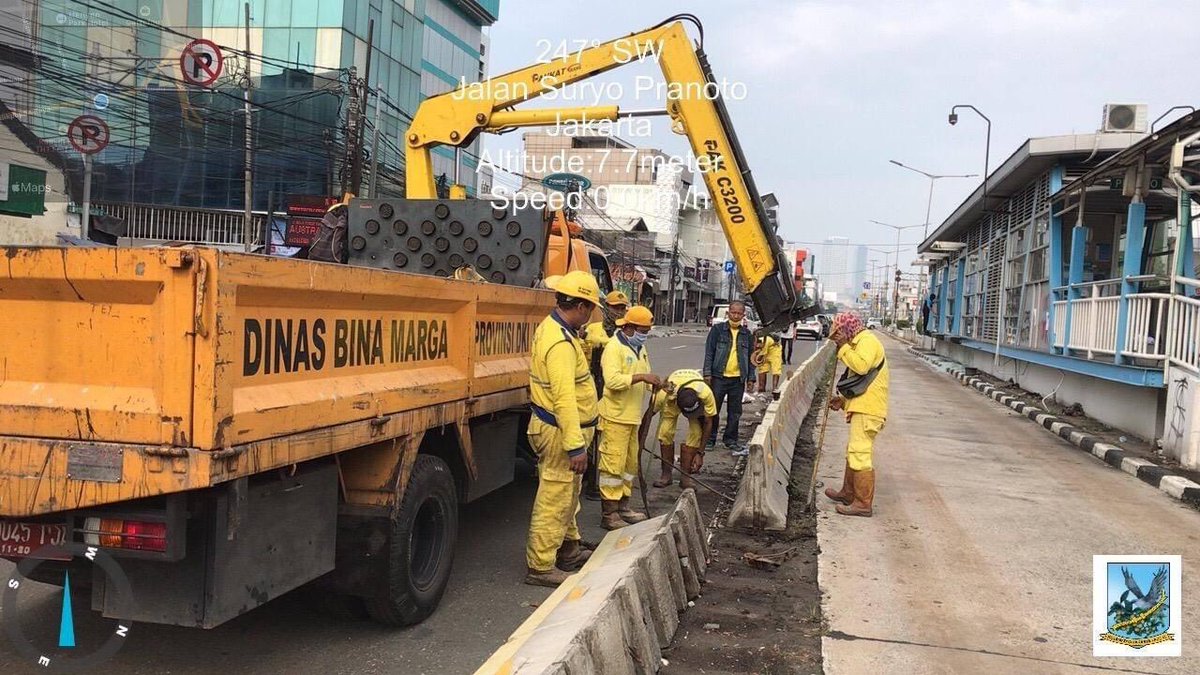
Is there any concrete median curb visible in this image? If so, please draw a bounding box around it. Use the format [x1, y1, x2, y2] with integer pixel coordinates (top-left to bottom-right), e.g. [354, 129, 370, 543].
[907, 345, 1200, 511]
[474, 489, 709, 675]
[729, 341, 836, 530]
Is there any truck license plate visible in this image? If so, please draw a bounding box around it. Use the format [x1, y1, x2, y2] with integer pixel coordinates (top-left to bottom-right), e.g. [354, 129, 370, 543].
[0, 521, 69, 559]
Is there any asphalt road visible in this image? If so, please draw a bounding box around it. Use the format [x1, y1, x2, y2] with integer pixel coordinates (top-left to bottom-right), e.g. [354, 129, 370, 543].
[0, 326, 821, 675]
[819, 336, 1200, 674]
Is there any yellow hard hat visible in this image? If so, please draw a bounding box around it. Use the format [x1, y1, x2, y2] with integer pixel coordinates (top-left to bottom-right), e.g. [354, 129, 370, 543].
[604, 290, 630, 307]
[616, 305, 654, 327]
[550, 270, 601, 304]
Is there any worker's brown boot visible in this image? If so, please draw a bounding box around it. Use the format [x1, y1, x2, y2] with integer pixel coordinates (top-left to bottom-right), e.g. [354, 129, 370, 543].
[524, 566, 572, 587]
[678, 446, 696, 489]
[601, 500, 629, 530]
[824, 462, 855, 505]
[617, 496, 648, 523]
[653, 443, 675, 487]
[836, 469, 875, 517]
[555, 539, 592, 571]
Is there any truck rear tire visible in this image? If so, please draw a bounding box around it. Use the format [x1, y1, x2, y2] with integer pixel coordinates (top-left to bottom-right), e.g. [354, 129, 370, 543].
[364, 454, 459, 626]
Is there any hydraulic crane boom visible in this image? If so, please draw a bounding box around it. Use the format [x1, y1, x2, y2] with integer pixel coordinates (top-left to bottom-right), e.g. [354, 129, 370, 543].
[404, 14, 817, 331]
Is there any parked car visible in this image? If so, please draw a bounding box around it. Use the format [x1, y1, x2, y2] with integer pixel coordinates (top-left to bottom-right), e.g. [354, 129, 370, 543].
[708, 304, 728, 327]
[866, 317, 883, 330]
[709, 303, 759, 331]
[796, 317, 823, 340]
[816, 314, 832, 338]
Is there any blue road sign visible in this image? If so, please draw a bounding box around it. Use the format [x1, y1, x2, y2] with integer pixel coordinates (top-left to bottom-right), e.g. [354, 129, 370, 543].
[724, 260, 734, 273]
[863, 281, 871, 289]
[93, 93, 109, 111]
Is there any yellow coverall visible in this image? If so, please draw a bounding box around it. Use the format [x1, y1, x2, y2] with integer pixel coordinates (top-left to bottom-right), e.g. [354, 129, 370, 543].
[838, 330, 889, 471]
[761, 336, 783, 376]
[581, 321, 611, 365]
[598, 333, 652, 501]
[526, 312, 599, 572]
[653, 369, 718, 447]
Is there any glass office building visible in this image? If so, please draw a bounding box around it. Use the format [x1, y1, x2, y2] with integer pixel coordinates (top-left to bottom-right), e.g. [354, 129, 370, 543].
[23, 0, 497, 211]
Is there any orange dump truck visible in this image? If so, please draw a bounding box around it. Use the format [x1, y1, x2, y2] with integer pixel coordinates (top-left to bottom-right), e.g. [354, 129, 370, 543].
[0, 245, 552, 627]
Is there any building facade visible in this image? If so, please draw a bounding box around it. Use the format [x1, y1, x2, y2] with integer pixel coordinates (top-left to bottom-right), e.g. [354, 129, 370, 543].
[9, 0, 497, 243]
[919, 115, 1200, 467]
[816, 235, 864, 300]
[0, 100, 72, 243]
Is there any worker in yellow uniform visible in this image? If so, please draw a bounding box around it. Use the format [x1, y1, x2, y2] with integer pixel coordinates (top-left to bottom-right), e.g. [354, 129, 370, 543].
[581, 290, 629, 502]
[525, 271, 602, 587]
[639, 369, 717, 490]
[754, 334, 784, 397]
[582, 290, 630, 376]
[823, 313, 889, 517]
[597, 305, 662, 529]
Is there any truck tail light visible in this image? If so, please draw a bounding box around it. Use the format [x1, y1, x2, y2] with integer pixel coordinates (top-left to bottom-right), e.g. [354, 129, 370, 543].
[83, 517, 168, 552]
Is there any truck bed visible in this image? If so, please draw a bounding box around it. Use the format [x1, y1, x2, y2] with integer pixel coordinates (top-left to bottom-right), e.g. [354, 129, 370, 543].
[0, 246, 549, 516]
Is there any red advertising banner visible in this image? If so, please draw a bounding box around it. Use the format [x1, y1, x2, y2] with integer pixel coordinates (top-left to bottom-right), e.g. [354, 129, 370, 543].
[285, 195, 338, 247]
[793, 250, 807, 290]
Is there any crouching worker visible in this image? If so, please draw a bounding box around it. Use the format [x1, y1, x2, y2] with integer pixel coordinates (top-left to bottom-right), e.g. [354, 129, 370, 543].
[598, 305, 662, 530]
[823, 313, 889, 517]
[525, 271, 602, 587]
[639, 370, 716, 489]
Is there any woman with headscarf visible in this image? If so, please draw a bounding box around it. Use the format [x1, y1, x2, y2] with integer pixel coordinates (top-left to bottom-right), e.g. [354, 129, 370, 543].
[823, 313, 889, 517]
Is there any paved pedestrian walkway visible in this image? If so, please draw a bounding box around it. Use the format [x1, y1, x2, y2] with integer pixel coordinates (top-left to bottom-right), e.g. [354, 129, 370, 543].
[817, 335, 1200, 674]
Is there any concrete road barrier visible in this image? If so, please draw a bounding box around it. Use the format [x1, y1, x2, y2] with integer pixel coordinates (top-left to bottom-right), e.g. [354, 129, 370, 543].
[729, 341, 835, 530]
[475, 489, 709, 675]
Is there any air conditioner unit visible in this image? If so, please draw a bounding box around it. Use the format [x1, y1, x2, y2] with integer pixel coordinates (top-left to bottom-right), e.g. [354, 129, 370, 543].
[1101, 103, 1148, 133]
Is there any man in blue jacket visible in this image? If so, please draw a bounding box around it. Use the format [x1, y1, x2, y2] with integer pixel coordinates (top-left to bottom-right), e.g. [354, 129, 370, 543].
[703, 300, 754, 455]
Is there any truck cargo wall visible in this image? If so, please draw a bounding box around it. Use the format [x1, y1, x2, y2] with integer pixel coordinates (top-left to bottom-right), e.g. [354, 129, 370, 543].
[0, 247, 552, 452]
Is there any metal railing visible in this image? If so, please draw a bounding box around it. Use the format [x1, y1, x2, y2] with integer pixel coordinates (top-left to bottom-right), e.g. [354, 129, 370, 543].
[1166, 278, 1200, 375]
[98, 201, 267, 249]
[1051, 282, 1120, 357]
[1123, 294, 1170, 362]
[1049, 275, 1200, 376]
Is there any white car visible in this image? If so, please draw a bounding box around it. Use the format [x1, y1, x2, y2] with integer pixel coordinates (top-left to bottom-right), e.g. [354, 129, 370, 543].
[709, 304, 759, 332]
[866, 317, 883, 330]
[795, 318, 823, 340]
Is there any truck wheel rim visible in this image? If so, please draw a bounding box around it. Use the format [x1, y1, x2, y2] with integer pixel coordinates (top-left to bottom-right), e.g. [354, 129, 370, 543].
[409, 498, 446, 592]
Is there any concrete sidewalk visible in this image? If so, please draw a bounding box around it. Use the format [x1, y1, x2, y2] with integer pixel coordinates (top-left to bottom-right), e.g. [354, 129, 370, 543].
[817, 335, 1200, 674]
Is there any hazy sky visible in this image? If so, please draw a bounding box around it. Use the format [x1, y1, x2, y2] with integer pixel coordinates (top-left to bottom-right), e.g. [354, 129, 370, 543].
[482, 0, 1195, 266]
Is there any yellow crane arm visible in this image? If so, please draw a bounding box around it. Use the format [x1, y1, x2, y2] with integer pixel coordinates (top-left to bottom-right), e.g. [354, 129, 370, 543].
[405, 14, 813, 330]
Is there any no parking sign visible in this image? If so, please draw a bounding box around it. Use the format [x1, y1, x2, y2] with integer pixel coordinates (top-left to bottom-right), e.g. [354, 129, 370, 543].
[67, 115, 109, 155]
[180, 38, 224, 86]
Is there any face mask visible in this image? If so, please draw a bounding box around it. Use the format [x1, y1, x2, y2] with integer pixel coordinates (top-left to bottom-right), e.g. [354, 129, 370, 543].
[728, 318, 742, 327]
[627, 331, 649, 349]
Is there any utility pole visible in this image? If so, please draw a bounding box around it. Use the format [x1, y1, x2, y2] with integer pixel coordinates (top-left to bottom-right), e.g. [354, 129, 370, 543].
[368, 88, 382, 197]
[342, 66, 358, 196]
[349, 19, 373, 196]
[666, 236, 680, 326]
[81, 154, 93, 240]
[242, 2, 253, 252]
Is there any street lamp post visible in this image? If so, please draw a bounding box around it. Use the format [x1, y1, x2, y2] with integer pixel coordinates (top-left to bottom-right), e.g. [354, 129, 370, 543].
[867, 258, 880, 314]
[949, 104, 1004, 365]
[869, 222, 922, 327]
[866, 251, 894, 317]
[888, 161, 978, 241]
[888, 160, 977, 331]
[948, 104, 992, 213]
